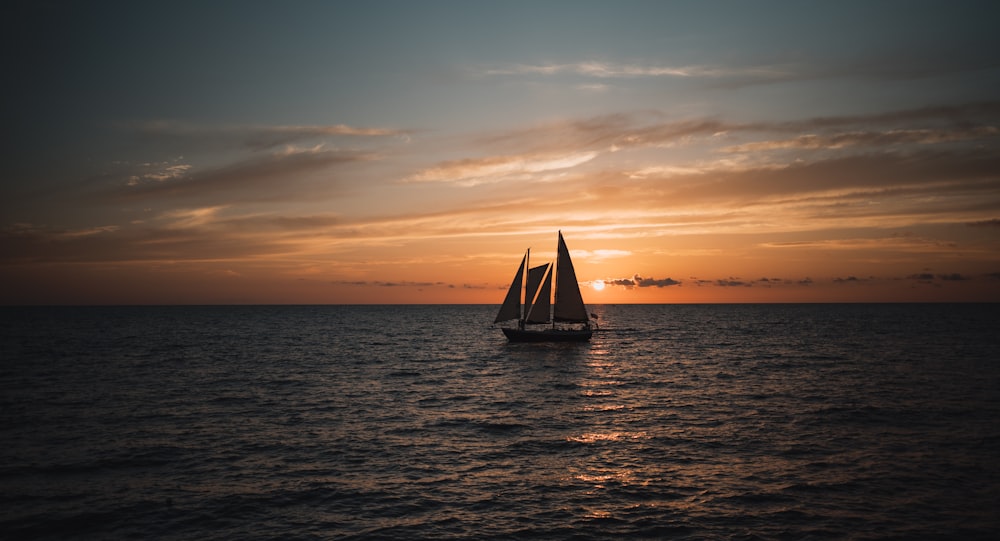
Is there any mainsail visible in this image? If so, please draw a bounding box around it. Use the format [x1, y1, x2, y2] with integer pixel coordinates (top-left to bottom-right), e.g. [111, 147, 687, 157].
[553, 231, 589, 322]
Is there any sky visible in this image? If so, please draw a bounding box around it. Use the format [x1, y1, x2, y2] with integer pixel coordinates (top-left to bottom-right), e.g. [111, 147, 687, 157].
[2, 0, 999, 304]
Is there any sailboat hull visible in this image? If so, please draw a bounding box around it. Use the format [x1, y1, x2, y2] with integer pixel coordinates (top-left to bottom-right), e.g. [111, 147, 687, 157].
[502, 327, 592, 342]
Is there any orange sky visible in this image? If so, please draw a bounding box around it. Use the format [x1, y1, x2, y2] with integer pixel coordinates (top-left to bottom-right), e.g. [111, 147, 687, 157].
[2, 2, 999, 304]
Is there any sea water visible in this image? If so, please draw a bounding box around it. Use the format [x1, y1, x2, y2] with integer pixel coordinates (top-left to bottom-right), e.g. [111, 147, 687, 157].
[1, 304, 998, 539]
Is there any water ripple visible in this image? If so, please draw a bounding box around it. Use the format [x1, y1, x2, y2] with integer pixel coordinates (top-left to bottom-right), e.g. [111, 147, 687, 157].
[1, 304, 998, 539]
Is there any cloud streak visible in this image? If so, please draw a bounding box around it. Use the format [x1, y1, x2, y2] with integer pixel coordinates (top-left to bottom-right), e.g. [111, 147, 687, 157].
[482, 61, 784, 80]
[109, 146, 374, 204]
[406, 151, 598, 185]
[132, 120, 411, 150]
[420, 101, 1000, 192]
[724, 126, 999, 153]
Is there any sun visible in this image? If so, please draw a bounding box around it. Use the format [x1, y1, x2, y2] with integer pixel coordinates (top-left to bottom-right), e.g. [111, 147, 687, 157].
[592, 280, 605, 291]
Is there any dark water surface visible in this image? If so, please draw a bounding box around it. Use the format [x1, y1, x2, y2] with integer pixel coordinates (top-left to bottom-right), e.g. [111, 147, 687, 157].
[2, 304, 998, 539]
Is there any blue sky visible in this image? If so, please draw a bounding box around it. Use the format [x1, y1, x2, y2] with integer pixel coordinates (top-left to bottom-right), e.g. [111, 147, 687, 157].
[2, 1, 999, 303]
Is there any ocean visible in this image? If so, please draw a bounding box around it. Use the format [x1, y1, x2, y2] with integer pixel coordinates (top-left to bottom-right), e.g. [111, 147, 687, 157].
[1, 304, 998, 540]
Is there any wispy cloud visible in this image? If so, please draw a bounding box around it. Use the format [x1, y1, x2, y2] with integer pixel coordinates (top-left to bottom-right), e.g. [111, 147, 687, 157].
[406, 151, 597, 185]
[131, 120, 410, 150]
[127, 161, 192, 186]
[477, 56, 991, 89]
[759, 236, 957, 253]
[724, 126, 999, 153]
[454, 101, 1000, 184]
[474, 113, 729, 155]
[329, 280, 450, 288]
[110, 146, 373, 203]
[575, 249, 632, 261]
[482, 61, 786, 80]
[159, 206, 227, 229]
[613, 148, 1000, 214]
[968, 218, 1000, 228]
[2, 223, 121, 242]
[773, 102, 1000, 130]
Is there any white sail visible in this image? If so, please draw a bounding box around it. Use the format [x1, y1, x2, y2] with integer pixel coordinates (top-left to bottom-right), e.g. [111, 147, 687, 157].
[526, 264, 552, 323]
[494, 252, 525, 323]
[553, 231, 589, 322]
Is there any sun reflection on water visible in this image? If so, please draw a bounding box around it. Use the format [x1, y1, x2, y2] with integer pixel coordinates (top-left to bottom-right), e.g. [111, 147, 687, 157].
[583, 404, 626, 411]
[568, 431, 650, 444]
[582, 508, 614, 519]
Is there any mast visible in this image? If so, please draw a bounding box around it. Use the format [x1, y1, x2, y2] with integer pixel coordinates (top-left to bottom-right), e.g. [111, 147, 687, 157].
[523, 248, 530, 317]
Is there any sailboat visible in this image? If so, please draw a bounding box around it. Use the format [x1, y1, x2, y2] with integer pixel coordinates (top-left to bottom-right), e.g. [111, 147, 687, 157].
[494, 231, 594, 342]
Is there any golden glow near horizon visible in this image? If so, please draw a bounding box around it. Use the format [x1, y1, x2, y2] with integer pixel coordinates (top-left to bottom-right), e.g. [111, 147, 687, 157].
[1, 3, 999, 304]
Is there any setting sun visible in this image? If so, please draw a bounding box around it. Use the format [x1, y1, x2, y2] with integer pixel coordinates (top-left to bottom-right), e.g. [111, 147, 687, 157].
[592, 280, 606, 292]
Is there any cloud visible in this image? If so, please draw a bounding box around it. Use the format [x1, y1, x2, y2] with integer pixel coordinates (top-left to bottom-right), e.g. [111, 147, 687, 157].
[393, 103, 998, 221]
[330, 280, 448, 288]
[760, 236, 960, 254]
[110, 146, 372, 203]
[448, 101, 1000, 192]
[132, 120, 410, 151]
[604, 274, 681, 288]
[724, 126, 998, 153]
[482, 61, 789, 81]
[605, 274, 835, 290]
[220, 213, 343, 232]
[127, 161, 192, 186]
[657, 147, 1000, 211]
[967, 219, 1000, 228]
[908, 272, 969, 282]
[9, 101, 999, 292]
[833, 276, 869, 283]
[480, 44, 1000, 91]
[593, 271, 982, 294]
[159, 206, 227, 229]
[0, 208, 346, 267]
[406, 151, 597, 185]
[768, 102, 1000, 132]
[636, 276, 681, 287]
[575, 249, 632, 261]
[466, 113, 729, 158]
[2, 223, 120, 243]
[485, 62, 692, 77]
